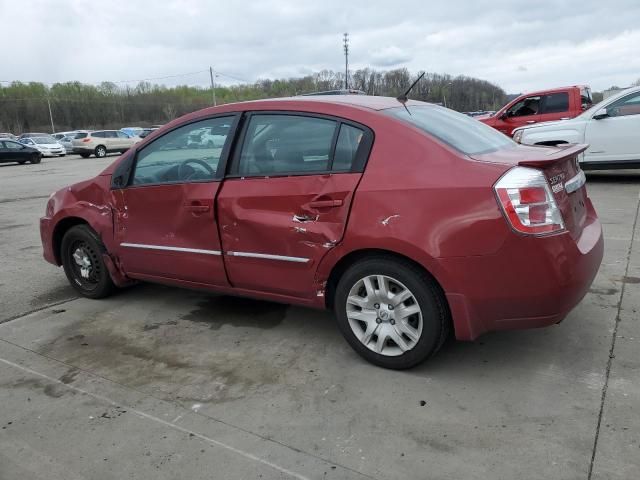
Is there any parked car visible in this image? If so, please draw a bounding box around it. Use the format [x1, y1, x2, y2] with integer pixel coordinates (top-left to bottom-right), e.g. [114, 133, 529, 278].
[58, 134, 77, 152]
[513, 86, 640, 170]
[72, 130, 140, 158]
[478, 86, 593, 136]
[0, 132, 17, 140]
[138, 127, 159, 139]
[18, 132, 50, 139]
[120, 127, 144, 138]
[19, 135, 66, 157]
[0, 139, 41, 164]
[40, 95, 603, 369]
[52, 131, 78, 141]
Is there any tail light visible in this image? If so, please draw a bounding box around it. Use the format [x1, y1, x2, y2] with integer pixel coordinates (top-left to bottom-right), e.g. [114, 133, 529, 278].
[82, 138, 91, 143]
[494, 166, 564, 235]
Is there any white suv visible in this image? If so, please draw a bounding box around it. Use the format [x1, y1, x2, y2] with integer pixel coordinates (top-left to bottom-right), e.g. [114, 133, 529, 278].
[513, 86, 640, 170]
[72, 130, 140, 158]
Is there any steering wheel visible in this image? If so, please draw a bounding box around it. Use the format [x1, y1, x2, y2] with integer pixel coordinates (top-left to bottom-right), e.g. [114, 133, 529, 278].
[177, 158, 215, 180]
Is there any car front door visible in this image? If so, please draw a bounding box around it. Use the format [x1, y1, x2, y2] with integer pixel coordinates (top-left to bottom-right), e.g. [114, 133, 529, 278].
[217, 112, 373, 298]
[111, 114, 240, 286]
[584, 91, 640, 163]
[495, 95, 542, 135]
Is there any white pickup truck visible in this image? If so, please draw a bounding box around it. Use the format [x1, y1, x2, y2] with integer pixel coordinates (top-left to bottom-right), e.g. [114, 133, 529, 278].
[512, 86, 640, 170]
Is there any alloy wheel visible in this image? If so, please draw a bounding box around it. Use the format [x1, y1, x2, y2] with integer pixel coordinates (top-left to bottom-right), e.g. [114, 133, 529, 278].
[345, 274, 423, 356]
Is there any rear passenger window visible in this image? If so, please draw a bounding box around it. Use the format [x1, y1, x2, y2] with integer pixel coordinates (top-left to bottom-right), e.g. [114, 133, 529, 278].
[333, 124, 364, 171]
[542, 93, 569, 113]
[237, 115, 337, 176]
[92, 132, 105, 138]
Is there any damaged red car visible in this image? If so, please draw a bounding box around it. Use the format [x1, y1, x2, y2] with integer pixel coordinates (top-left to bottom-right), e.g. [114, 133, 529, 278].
[40, 95, 604, 369]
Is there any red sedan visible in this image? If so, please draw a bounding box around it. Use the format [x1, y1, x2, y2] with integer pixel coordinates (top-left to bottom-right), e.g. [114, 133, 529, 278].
[40, 95, 603, 369]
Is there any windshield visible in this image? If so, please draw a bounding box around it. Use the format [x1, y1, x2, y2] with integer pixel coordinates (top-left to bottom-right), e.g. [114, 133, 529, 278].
[33, 136, 58, 144]
[385, 105, 515, 155]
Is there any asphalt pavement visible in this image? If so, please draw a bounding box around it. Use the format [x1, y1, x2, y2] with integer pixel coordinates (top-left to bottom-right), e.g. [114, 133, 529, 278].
[0, 155, 638, 479]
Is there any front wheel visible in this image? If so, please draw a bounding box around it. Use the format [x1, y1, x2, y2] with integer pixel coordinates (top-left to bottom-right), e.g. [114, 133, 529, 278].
[30, 154, 41, 164]
[334, 257, 450, 369]
[61, 225, 115, 299]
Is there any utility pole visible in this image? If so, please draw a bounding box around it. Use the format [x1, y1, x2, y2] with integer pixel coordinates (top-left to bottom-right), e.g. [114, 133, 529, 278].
[209, 66, 217, 106]
[46, 95, 55, 133]
[343, 33, 349, 90]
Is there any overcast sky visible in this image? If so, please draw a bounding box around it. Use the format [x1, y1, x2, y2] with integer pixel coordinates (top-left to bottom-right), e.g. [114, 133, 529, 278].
[2, 0, 639, 93]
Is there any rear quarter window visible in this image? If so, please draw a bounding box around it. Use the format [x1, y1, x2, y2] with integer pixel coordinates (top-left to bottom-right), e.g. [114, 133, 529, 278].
[75, 133, 88, 139]
[385, 105, 515, 155]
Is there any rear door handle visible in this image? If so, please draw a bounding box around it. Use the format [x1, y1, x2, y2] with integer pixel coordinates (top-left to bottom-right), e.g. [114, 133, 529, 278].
[525, 120, 536, 124]
[184, 201, 210, 214]
[309, 199, 343, 208]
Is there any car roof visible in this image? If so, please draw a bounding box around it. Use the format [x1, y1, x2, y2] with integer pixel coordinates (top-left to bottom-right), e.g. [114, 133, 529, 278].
[239, 95, 427, 111]
[515, 85, 590, 97]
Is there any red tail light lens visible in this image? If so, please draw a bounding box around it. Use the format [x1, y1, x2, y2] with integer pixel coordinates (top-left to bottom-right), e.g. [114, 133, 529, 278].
[494, 167, 565, 235]
[82, 138, 91, 143]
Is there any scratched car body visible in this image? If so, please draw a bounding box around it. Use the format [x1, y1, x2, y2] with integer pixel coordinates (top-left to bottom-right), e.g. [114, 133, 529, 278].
[40, 95, 604, 368]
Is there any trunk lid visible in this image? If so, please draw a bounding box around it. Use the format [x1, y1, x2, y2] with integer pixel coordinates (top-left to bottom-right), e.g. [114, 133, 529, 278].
[474, 143, 589, 239]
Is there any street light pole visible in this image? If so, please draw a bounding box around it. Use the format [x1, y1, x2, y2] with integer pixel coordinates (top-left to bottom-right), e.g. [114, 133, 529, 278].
[343, 33, 349, 90]
[46, 95, 55, 133]
[209, 66, 217, 106]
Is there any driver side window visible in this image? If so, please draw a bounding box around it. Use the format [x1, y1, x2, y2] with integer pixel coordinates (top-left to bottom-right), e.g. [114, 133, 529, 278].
[507, 96, 541, 117]
[132, 117, 233, 186]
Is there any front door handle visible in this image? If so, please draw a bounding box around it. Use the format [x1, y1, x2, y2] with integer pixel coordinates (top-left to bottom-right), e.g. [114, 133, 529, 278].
[308, 199, 343, 209]
[525, 120, 536, 124]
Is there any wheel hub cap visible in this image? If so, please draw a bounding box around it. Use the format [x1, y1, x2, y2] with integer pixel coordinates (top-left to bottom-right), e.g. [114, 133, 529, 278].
[345, 274, 423, 357]
[72, 247, 92, 279]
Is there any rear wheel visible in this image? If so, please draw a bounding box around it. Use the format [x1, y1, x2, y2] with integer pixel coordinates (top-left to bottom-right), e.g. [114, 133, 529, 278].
[61, 225, 115, 299]
[334, 256, 450, 369]
[94, 145, 107, 158]
[80, 153, 90, 158]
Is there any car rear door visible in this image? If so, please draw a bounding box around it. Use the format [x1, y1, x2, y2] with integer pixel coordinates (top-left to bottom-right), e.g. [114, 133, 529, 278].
[111, 114, 240, 286]
[217, 112, 373, 298]
[538, 91, 572, 122]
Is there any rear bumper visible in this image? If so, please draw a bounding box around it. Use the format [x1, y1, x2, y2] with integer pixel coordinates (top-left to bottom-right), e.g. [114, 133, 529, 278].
[40, 216, 58, 265]
[444, 199, 604, 340]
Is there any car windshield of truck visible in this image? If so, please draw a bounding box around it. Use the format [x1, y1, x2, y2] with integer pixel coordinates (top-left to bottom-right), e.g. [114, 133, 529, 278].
[386, 105, 515, 155]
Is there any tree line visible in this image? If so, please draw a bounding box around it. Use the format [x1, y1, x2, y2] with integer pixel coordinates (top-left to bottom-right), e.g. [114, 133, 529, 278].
[0, 68, 508, 133]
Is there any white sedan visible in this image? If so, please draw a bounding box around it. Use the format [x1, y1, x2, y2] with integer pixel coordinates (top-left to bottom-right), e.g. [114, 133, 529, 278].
[513, 86, 640, 170]
[19, 135, 66, 157]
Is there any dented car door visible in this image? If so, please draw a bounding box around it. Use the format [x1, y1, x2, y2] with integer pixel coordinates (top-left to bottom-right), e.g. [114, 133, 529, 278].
[217, 112, 373, 298]
[111, 115, 239, 286]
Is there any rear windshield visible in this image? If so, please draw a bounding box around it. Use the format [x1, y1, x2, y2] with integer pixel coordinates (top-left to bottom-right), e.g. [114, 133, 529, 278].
[385, 105, 515, 155]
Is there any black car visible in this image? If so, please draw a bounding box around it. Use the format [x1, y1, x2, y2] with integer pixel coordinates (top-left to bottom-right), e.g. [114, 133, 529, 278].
[0, 139, 42, 165]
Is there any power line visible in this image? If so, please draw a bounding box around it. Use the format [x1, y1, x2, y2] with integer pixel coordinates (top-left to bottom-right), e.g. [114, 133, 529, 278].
[0, 68, 251, 86]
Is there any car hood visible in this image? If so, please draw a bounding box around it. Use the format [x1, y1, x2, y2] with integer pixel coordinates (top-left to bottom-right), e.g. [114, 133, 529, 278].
[514, 117, 588, 133]
[35, 143, 63, 148]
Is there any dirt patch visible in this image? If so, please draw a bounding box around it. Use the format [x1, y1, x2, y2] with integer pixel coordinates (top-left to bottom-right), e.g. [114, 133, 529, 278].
[588, 287, 618, 296]
[182, 295, 288, 330]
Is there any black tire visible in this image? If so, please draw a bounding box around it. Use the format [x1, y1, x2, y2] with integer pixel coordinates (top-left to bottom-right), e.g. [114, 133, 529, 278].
[94, 145, 107, 158]
[61, 225, 115, 299]
[30, 154, 41, 164]
[60, 154, 66, 157]
[334, 256, 450, 369]
[80, 153, 90, 158]
[18, 160, 26, 165]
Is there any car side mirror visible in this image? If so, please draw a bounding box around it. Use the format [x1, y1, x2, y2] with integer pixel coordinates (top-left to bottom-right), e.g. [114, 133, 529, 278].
[593, 108, 609, 120]
[499, 111, 508, 120]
